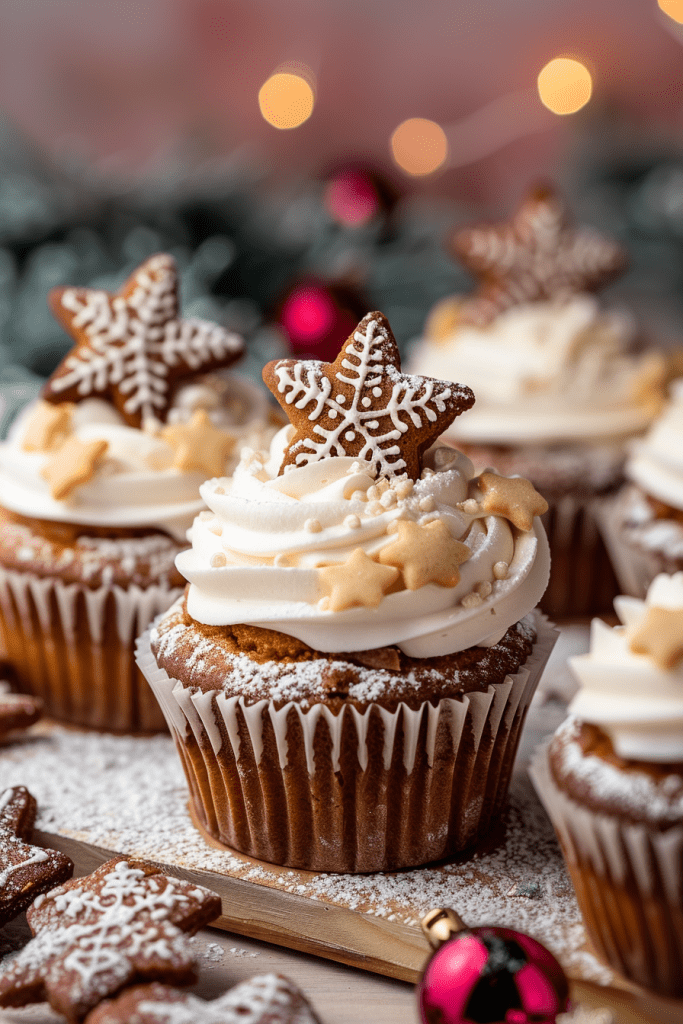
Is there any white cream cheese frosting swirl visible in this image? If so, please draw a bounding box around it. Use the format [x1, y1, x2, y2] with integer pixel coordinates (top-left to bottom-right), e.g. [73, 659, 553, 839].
[569, 572, 683, 761]
[411, 295, 663, 445]
[626, 378, 683, 511]
[178, 425, 550, 657]
[0, 374, 275, 543]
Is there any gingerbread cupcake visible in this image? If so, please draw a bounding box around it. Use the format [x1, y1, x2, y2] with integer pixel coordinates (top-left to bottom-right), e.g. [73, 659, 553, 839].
[0, 253, 252, 732]
[410, 185, 666, 619]
[531, 572, 683, 995]
[137, 311, 555, 872]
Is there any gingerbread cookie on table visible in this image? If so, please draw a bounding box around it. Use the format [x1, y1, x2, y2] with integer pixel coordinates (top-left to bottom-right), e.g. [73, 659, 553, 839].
[0, 856, 221, 1022]
[86, 974, 322, 1024]
[0, 786, 73, 928]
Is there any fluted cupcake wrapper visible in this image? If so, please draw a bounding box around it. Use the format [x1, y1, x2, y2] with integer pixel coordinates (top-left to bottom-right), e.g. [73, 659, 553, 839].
[595, 493, 683, 600]
[530, 742, 683, 996]
[0, 564, 181, 732]
[137, 612, 557, 873]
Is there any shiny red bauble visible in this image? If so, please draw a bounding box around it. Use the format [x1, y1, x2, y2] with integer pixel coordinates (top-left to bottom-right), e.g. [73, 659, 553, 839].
[418, 925, 570, 1024]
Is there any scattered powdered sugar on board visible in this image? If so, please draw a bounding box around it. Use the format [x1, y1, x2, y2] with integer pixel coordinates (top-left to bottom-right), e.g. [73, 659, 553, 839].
[0, 688, 611, 986]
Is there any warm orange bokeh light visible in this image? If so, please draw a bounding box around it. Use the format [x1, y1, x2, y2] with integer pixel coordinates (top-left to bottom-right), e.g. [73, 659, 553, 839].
[659, 0, 683, 23]
[390, 118, 448, 176]
[537, 58, 592, 115]
[258, 72, 315, 130]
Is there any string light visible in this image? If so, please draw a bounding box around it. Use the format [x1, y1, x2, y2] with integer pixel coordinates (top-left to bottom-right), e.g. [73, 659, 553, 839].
[537, 58, 592, 115]
[390, 118, 448, 176]
[258, 69, 315, 130]
[659, 0, 683, 23]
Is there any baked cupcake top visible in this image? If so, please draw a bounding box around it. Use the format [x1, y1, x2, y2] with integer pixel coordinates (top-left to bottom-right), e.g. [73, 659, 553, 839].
[411, 185, 665, 446]
[0, 254, 273, 543]
[569, 572, 683, 762]
[176, 311, 550, 657]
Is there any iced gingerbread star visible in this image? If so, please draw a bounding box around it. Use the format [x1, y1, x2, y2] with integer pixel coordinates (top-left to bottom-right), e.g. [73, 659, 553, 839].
[318, 548, 399, 612]
[452, 184, 627, 326]
[629, 606, 683, 670]
[21, 401, 74, 453]
[41, 436, 109, 500]
[263, 311, 474, 480]
[85, 974, 321, 1024]
[378, 519, 471, 590]
[42, 254, 244, 429]
[0, 786, 73, 929]
[0, 856, 221, 1023]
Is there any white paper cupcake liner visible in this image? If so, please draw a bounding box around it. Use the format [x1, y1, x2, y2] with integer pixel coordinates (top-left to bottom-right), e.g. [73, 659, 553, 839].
[595, 493, 681, 599]
[137, 611, 557, 872]
[530, 741, 683, 995]
[0, 564, 182, 732]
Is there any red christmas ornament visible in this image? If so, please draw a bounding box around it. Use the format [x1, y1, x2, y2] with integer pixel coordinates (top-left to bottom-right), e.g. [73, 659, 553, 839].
[278, 281, 365, 362]
[324, 168, 381, 227]
[419, 908, 570, 1024]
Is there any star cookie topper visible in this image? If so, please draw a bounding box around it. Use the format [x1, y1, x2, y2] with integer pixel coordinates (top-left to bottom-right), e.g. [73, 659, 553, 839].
[0, 856, 221, 1022]
[263, 311, 474, 479]
[628, 605, 683, 670]
[451, 183, 628, 326]
[42, 254, 244, 429]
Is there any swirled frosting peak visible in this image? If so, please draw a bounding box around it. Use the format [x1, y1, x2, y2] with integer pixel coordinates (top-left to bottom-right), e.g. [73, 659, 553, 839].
[626, 377, 683, 510]
[177, 424, 550, 657]
[569, 572, 683, 761]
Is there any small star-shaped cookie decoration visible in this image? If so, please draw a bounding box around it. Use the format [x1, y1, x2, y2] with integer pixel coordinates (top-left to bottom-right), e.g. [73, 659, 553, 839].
[318, 548, 399, 612]
[263, 311, 474, 480]
[0, 786, 73, 929]
[478, 472, 548, 532]
[0, 856, 222, 1023]
[21, 401, 74, 453]
[85, 974, 322, 1024]
[0, 682, 42, 739]
[42, 254, 244, 428]
[378, 519, 471, 590]
[40, 435, 109, 500]
[161, 410, 236, 477]
[451, 184, 628, 326]
[628, 605, 683, 670]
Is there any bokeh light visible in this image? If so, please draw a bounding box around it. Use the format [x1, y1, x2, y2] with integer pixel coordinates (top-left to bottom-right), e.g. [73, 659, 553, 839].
[537, 58, 592, 115]
[324, 169, 380, 226]
[390, 118, 448, 176]
[659, 0, 683, 23]
[258, 72, 315, 130]
[281, 284, 336, 343]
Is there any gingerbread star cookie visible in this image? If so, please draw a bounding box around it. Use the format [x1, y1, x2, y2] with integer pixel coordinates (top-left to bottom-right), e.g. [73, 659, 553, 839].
[318, 548, 399, 612]
[0, 786, 73, 929]
[0, 856, 221, 1023]
[40, 435, 109, 500]
[0, 682, 42, 739]
[629, 606, 683, 670]
[86, 974, 322, 1024]
[263, 311, 474, 480]
[378, 519, 471, 590]
[42, 254, 244, 428]
[21, 401, 74, 453]
[452, 184, 628, 326]
[478, 472, 548, 532]
[161, 410, 236, 477]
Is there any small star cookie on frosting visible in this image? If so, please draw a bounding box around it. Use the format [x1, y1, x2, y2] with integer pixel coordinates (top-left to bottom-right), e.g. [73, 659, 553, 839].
[42, 254, 244, 429]
[0, 786, 73, 929]
[628, 605, 683, 670]
[378, 519, 471, 590]
[21, 400, 74, 453]
[452, 184, 628, 326]
[263, 311, 474, 480]
[0, 856, 221, 1023]
[478, 472, 548, 532]
[85, 974, 322, 1024]
[40, 435, 109, 500]
[161, 410, 236, 477]
[318, 548, 399, 612]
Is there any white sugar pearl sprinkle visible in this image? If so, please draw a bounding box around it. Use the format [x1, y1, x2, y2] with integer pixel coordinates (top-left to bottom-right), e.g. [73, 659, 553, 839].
[367, 501, 384, 516]
[351, 490, 367, 502]
[419, 496, 435, 512]
[461, 498, 480, 514]
[344, 514, 361, 529]
[366, 485, 379, 501]
[305, 518, 322, 533]
[476, 581, 492, 598]
[380, 490, 397, 508]
[394, 480, 413, 499]
[210, 552, 227, 568]
[493, 561, 509, 580]
[421, 468, 435, 479]
[461, 592, 482, 609]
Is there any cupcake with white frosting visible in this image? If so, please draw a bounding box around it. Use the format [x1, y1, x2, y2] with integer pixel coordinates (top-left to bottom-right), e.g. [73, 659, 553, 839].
[599, 378, 683, 597]
[411, 185, 666, 618]
[137, 311, 556, 872]
[0, 253, 259, 732]
[531, 572, 683, 995]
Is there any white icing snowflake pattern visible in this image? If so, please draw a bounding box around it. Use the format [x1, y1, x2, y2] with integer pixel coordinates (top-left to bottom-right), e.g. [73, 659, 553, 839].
[44, 254, 243, 427]
[134, 973, 320, 1024]
[266, 312, 473, 478]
